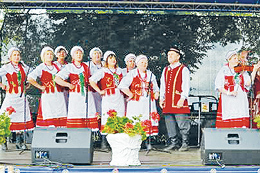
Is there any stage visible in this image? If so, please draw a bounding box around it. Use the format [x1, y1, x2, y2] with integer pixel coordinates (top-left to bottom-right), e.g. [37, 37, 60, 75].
[0, 143, 260, 173]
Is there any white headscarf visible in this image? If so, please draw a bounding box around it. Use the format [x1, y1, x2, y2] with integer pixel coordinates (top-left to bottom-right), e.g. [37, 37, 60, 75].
[135, 54, 148, 65]
[89, 47, 103, 59]
[54, 46, 68, 56]
[226, 50, 237, 61]
[70, 46, 84, 57]
[41, 46, 54, 62]
[103, 51, 116, 62]
[8, 47, 20, 59]
[124, 53, 136, 64]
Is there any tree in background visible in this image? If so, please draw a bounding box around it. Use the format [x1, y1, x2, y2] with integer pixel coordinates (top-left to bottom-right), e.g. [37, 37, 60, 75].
[1, 12, 258, 85]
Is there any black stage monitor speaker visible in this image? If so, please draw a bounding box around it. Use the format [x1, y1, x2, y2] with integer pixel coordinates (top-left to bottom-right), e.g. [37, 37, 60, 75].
[201, 128, 260, 165]
[31, 127, 93, 164]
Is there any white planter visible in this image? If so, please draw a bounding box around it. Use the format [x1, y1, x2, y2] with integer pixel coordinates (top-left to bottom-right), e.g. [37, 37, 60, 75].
[106, 133, 142, 166]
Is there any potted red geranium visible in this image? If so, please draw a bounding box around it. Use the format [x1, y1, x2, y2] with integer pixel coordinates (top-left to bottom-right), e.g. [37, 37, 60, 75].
[102, 109, 153, 166]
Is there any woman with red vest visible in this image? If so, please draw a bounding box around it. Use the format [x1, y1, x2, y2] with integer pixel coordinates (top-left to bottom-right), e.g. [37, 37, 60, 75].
[89, 51, 125, 131]
[0, 47, 34, 150]
[118, 54, 160, 135]
[89, 51, 125, 150]
[55, 46, 98, 129]
[215, 50, 251, 128]
[160, 46, 190, 152]
[28, 46, 67, 127]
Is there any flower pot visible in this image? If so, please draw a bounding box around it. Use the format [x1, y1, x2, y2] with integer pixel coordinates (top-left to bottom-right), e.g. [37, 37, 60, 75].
[106, 133, 142, 166]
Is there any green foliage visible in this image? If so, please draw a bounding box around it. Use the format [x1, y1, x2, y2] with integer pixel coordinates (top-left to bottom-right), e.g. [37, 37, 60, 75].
[103, 116, 132, 134]
[0, 112, 11, 144]
[254, 115, 260, 128]
[102, 111, 147, 141]
[4, 12, 260, 83]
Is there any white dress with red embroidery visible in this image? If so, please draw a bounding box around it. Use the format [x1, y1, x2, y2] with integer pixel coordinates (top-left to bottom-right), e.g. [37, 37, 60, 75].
[56, 62, 98, 130]
[0, 63, 34, 131]
[118, 69, 160, 135]
[28, 63, 67, 127]
[215, 65, 250, 128]
[89, 67, 125, 133]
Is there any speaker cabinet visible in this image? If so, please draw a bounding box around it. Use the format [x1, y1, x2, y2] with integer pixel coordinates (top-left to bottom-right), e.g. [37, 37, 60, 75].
[201, 128, 260, 165]
[31, 127, 93, 164]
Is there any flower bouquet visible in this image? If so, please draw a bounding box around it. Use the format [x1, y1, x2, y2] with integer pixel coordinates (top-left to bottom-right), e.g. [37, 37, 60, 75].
[102, 109, 160, 166]
[102, 109, 151, 141]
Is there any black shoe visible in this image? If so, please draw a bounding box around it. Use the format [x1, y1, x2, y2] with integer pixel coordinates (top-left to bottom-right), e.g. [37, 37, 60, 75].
[179, 143, 188, 151]
[16, 143, 22, 150]
[21, 143, 28, 150]
[163, 143, 179, 151]
[2, 143, 7, 151]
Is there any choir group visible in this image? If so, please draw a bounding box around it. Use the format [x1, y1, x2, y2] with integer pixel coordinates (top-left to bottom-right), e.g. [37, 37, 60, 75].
[0, 45, 258, 152]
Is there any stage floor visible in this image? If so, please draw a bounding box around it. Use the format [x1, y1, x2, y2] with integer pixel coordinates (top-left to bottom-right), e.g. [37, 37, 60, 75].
[1, 143, 260, 173]
[0, 143, 202, 166]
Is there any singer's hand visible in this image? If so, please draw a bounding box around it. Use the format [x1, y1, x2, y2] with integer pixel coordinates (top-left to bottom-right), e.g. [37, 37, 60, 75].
[177, 98, 185, 108]
[129, 92, 134, 99]
[68, 84, 75, 90]
[25, 83, 31, 90]
[253, 61, 260, 72]
[230, 91, 238, 96]
[154, 92, 159, 100]
[99, 90, 106, 96]
[159, 99, 165, 109]
[40, 86, 46, 92]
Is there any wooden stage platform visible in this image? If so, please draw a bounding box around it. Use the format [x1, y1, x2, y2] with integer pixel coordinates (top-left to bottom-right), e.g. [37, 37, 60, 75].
[0, 143, 260, 173]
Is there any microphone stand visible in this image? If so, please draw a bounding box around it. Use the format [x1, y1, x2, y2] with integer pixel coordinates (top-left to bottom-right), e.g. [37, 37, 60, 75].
[249, 70, 255, 129]
[85, 57, 90, 127]
[19, 62, 31, 154]
[145, 71, 152, 155]
[87, 59, 105, 152]
[145, 70, 170, 155]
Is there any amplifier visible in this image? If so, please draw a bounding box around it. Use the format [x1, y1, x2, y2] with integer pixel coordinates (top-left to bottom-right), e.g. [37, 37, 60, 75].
[31, 127, 93, 164]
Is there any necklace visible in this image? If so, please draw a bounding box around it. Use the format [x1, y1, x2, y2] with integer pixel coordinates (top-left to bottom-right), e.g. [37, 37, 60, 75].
[11, 62, 22, 85]
[92, 61, 102, 69]
[137, 69, 147, 83]
[11, 62, 19, 72]
[73, 62, 82, 69]
[137, 69, 148, 93]
[45, 63, 54, 71]
[108, 68, 120, 86]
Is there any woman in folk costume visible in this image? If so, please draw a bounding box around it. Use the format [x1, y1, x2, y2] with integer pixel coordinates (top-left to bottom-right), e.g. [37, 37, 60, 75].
[55, 46, 98, 129]
[121, 53, 136, 77]
[54, 46, 69, 111]
[89, 51, 125, 149]
[89, 51, 125, 130]
[28, 46, 67, 127]
[54, 46, 68, 69]
[118, 55, 160, 136]
[215, 50, 251, 128]
[87, 47, 103, 124]
[0, 47, 34, 150]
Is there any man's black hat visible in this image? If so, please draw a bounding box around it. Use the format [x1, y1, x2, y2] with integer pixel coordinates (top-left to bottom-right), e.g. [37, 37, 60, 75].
[168, 46, 183, 56]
